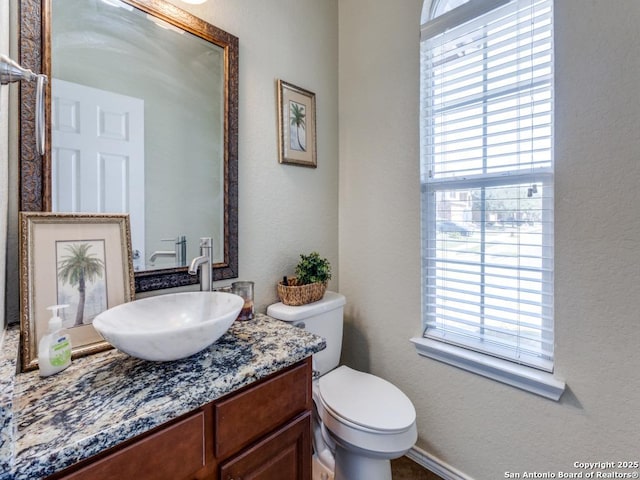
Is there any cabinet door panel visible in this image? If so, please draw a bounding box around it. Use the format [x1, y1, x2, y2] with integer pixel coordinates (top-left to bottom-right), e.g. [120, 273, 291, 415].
[219, 412, 311, 480]
[58, 412, 205, 480]
[215, 360, 311, 458]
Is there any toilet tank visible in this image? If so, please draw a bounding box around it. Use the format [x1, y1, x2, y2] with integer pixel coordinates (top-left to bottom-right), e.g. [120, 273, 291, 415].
[267, 291, 346, 376]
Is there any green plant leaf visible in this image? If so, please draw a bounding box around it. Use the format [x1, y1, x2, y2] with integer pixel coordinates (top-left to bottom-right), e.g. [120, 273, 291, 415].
[295, 252, 332, 285]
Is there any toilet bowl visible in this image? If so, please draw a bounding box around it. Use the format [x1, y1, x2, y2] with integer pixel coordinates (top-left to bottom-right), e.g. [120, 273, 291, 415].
[315, 366, 417, 480]
[267, 292, 417, 480]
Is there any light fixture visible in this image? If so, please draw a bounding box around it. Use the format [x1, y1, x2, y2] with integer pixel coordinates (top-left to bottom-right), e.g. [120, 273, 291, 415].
[181, 0, 208, 4]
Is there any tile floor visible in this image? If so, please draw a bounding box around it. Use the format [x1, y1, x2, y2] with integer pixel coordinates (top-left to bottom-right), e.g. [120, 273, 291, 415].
[391, 456, 444, 480]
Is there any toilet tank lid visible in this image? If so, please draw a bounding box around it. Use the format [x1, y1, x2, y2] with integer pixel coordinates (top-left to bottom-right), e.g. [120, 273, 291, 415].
[267, 291, 346, 322]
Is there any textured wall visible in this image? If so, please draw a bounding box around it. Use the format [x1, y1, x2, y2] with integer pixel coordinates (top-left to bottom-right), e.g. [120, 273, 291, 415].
[338, 1, 640, 479]
[5, 0, 339, 319]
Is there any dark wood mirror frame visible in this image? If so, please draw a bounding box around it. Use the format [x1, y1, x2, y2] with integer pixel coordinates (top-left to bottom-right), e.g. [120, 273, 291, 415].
[18, 0, 238, 293]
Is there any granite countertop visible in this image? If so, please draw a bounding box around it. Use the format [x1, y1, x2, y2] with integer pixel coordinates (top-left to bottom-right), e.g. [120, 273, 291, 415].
[0, 314, 325, 480]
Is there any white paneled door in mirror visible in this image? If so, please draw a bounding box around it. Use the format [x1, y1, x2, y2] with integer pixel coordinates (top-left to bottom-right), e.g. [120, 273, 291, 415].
[52, 79, 145, 271]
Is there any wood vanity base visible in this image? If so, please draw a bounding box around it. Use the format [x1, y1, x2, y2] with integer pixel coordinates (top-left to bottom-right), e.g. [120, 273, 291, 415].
[46, 358, 312, 480]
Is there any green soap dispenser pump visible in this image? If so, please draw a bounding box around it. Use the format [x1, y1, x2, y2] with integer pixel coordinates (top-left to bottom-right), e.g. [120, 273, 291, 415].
[38, 304, 72, 377]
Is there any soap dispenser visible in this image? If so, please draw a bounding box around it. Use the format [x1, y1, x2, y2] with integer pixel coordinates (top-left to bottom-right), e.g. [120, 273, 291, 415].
[38, 304, 72, 377]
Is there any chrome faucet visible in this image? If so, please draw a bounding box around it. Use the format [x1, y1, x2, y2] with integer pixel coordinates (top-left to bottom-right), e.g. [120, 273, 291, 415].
[188, 237, 213, 291]
[149, 235, 187, 266]
[149, 250, 176, 263]
[174, 235, 187, 266]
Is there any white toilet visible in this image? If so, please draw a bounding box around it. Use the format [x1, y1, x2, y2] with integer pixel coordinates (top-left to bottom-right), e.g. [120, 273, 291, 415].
[267, 292, 417, 480]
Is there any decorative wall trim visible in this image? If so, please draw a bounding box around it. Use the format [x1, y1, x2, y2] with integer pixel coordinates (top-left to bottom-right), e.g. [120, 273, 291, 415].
[407, 446, 475, 480]
[19, 0, 45, 212]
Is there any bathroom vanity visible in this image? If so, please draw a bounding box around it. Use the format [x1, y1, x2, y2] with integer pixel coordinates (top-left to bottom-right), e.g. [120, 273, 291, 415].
[50, 360, 311, 480]
[0, 315, 325, 480]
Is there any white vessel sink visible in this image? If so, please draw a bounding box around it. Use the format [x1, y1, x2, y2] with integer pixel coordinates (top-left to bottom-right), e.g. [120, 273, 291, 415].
[93, 292, 244, 361]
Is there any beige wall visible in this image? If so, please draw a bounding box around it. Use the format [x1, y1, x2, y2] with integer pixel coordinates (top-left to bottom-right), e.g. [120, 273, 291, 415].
[4, 0, 340, 321]
[339, 1, 640, 479]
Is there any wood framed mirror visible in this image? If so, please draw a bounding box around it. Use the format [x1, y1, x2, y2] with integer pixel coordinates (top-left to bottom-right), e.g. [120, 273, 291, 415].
[19, 0, 238, 293]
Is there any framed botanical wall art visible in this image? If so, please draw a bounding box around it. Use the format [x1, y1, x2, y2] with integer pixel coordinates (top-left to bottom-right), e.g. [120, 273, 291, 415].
[277, 79, 317, 167]
[19, 213, 135, 371]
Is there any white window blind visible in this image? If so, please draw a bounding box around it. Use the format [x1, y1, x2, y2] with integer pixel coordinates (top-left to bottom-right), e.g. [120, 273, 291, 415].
[420, 0, 554, 371]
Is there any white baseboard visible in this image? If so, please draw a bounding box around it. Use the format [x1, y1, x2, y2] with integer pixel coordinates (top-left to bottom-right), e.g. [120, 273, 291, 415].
[406, 446, 474, 480]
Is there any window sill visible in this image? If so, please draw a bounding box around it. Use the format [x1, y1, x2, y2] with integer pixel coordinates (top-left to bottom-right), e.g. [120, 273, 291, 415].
[410, 337, 565, 401]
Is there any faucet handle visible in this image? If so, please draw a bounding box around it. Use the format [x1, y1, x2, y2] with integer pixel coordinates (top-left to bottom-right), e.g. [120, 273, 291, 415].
[199, 237, 212, 248]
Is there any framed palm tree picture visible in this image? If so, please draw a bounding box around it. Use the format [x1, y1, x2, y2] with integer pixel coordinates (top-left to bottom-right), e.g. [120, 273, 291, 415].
[277, 79, 317, 167]
[19, 213, 135, 371]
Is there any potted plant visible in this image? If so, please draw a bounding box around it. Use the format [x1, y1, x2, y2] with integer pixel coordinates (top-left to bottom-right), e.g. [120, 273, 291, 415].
[278, 252, 332, 306]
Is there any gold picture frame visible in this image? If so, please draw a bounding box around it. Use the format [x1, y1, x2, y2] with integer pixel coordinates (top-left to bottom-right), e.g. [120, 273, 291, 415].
[277, 79, 317, 168]
[19, 213, 135, 371]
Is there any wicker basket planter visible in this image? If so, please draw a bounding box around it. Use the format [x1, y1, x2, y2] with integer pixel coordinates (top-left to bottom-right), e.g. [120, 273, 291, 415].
[277, 277, 327, 306]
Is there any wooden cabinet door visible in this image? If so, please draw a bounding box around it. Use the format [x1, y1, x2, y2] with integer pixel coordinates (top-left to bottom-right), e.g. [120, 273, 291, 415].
[219, 413, 311, 480]
[56, 412, 205, 480]
[214, 361, 311, 459]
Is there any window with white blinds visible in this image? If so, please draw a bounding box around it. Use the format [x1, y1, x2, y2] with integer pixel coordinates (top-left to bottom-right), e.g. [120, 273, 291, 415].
[420, 0, 554, 371]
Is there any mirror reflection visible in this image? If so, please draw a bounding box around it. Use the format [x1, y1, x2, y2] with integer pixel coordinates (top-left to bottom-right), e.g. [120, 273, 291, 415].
[50, 0, 225, 272]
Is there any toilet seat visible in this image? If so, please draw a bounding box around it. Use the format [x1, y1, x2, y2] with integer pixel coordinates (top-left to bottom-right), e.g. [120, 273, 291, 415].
[318, 366, 416, 433]
[313, 367, 418, 460]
